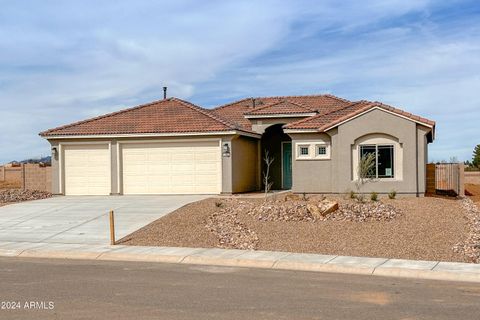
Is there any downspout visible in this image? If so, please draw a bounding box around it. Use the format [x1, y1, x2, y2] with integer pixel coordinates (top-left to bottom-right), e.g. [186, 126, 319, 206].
[415, 127, 419, 197]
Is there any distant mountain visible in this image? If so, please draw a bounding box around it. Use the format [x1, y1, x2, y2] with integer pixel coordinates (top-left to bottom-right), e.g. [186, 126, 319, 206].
[18, 156, 51, 164]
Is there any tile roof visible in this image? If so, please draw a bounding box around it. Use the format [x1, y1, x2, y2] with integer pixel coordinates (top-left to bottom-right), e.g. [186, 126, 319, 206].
[212, 94, 351, 130]
[284, 100, 436, 131]
[39, 94, 435, 138]
[244, 100, 317, 115]
[40, 98, 244, 137]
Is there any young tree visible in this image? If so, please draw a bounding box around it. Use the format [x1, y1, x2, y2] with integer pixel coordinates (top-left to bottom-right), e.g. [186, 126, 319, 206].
[472, 144, 480, 168]
[355, 152, 376, 201]
[263, 150, 274, 199]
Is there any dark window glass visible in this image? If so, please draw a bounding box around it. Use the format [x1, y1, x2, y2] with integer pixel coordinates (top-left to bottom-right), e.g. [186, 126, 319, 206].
[378, 145, 394, 178]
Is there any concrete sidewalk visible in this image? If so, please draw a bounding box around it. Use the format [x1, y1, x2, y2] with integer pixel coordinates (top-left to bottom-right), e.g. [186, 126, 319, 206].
[1, 241, 479, 283]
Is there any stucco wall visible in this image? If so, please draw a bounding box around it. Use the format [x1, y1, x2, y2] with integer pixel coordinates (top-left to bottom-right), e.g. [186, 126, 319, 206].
[290, 109, 431, 195]
[289, 133, 332, 193]
[231, 136, 259, 193]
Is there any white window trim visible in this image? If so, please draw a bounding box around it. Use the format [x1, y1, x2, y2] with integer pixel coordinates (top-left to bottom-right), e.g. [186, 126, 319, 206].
[295, 142, 331, 160]
[314, 143, 330, 159]
[352, 134, 403, 181]
[297, 144, 311, 159]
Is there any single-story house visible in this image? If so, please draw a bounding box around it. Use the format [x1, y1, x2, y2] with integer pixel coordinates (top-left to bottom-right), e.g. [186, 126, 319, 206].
[40, 94, 435, 196]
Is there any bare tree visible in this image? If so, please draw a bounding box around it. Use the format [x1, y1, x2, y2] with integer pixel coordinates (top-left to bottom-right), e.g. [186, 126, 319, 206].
[263, 150, 274, 199]
[355, 152, 376, 201]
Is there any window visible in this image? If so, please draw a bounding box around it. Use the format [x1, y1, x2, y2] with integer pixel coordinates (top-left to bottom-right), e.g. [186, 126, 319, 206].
[317, 145, 327, 155]
[300, 146, 309, 155]
[359, 144, 394, 179]
[296, 142, 330, 160]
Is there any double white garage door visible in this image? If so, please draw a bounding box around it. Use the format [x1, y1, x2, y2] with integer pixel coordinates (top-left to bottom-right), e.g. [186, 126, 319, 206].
[63, 141, 221, 195]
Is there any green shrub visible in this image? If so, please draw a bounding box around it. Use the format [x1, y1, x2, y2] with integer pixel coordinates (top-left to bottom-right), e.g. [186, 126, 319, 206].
[370, 192, 378, 201]
[388, 190, 397, 199]
[350, 190, 356, 199]
[215, 201, 223, 208]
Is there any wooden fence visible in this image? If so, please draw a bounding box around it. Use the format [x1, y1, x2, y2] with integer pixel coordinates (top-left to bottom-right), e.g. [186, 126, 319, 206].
[426, 163, 465, 197]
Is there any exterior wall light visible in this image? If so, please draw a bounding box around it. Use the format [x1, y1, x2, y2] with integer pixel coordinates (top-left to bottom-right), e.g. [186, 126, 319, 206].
[222, 143, 230, 157]
[51, 146, 58, 158]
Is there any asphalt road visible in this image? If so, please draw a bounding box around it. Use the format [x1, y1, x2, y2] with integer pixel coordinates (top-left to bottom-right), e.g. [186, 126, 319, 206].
[0, 257, 479, 320]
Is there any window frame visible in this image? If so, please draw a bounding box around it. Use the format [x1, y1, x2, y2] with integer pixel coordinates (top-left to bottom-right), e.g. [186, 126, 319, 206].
[297, 144, 311, 159]
[359, 144, 395, 179]
[295, 142, 331, 160]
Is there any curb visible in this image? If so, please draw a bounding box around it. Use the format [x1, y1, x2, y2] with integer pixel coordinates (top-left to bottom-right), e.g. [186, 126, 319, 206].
[1, 241, 479, 283]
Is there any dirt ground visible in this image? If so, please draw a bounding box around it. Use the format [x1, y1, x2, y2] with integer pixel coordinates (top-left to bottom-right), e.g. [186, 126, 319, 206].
[465, 183, 480, 203]
[120, 195, 471, 263]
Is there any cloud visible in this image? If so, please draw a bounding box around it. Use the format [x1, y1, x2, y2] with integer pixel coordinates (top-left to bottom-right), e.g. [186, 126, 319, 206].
[0, 0, 478, 163]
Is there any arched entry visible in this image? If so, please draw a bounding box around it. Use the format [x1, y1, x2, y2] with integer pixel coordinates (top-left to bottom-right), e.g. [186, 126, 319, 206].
[260, 124, 292, 190]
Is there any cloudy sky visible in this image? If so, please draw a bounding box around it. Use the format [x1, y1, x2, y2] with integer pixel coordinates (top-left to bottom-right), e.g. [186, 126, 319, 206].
[0, 0, 479, 163]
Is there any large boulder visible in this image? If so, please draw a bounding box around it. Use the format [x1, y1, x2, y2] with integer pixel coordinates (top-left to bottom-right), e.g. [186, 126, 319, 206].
[307, 200, 339, 219]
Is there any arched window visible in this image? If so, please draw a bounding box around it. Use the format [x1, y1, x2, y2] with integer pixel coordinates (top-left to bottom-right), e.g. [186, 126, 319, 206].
[352, 134, 403, 181]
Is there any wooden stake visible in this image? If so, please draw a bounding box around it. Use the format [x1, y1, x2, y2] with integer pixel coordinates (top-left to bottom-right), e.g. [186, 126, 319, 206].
[109, 210, 115, 245]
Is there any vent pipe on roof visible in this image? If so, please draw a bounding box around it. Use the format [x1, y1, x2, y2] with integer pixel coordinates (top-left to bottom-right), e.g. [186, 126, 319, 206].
[163, 87, 167, 99]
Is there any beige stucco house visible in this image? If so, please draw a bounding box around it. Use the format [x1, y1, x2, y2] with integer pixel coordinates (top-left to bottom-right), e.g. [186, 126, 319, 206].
[40, 94, 435, 196]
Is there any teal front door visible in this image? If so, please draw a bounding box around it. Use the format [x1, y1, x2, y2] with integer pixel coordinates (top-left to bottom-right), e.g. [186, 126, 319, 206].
[282, 142, 292, 189]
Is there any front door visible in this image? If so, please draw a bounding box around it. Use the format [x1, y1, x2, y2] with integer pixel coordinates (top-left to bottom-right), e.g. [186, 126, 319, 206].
[282, 142, 292, 189]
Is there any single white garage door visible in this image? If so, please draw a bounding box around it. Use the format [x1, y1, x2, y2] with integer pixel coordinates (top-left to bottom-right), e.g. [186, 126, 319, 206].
[63, 144, 111, 195]
[122, 141, 221, 194]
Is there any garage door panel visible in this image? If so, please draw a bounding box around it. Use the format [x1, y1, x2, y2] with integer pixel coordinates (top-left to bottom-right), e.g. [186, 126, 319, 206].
[122, 141, 221, 194]
[64, 144, 110, 196]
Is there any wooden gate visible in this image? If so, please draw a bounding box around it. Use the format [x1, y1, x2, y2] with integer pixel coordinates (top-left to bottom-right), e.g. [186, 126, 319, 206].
[426, 163, 464, 196]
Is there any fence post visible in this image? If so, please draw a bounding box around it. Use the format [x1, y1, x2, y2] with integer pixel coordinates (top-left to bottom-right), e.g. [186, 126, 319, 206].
[109, 210, 115, 245]
[459, 163, 465, 197]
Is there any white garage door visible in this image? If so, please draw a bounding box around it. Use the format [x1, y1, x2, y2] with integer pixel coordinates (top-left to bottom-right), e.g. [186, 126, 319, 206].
[63, 144, 111, 195]
[122, 141, 221, 194]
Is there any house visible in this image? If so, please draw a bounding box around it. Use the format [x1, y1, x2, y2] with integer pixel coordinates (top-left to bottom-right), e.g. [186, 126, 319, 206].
[40, 94, 435, 196]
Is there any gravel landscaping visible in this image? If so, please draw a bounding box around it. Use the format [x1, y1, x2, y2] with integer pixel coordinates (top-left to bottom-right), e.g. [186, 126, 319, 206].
[120, 194, 472, 263]
[0, 189, 52, 207]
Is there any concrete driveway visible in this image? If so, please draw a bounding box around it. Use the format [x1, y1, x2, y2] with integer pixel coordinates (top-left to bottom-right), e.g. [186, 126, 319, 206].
[0, 195, 208, 245]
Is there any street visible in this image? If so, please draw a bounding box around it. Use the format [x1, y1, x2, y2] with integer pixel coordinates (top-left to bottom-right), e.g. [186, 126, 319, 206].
[0, 257, 479, 320]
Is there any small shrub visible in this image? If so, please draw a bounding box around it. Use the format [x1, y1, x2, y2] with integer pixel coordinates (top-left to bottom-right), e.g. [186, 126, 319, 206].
[356, 194, 365, 203]
[350, 190, 356, 199]
[302, 192, 308, 201]
[215, 201, 224, 208]
[370, 192, 378, 201]
[388, 190, 397, 199]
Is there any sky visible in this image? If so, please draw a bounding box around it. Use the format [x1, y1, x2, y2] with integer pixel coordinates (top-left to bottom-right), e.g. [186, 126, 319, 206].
[0, 0, 479, 163]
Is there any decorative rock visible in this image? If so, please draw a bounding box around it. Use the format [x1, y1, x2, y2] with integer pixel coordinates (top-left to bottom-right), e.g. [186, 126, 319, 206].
[0, 189, 51, 204]
[319, 200, 339, 217]
[453, 198, 480, 263]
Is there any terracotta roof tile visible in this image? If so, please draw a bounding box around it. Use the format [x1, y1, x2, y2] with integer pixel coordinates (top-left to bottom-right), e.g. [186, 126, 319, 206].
[244, 100, 317, 115]
[40, 98, 243, 137]
[284, 100, 436, 131]
[39, 94, 435, 138]
[212, 94, 351, 130]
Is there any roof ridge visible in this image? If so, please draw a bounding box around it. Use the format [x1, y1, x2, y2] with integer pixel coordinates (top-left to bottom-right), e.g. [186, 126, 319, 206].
[284, 101, 367, 129]
[244, 99, 317, 114]
[39, 98, 169, 136]
[171, 98, 239, 130]
[212, 97, 253, 111]
[212, 94, 352, 111]
[252, 93, 349, 101]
